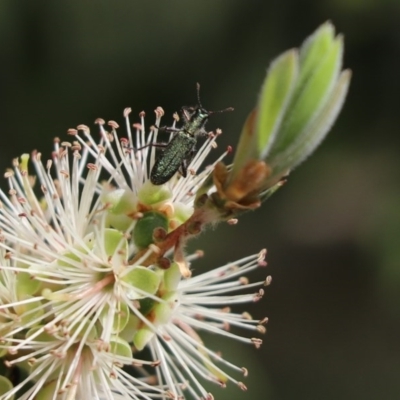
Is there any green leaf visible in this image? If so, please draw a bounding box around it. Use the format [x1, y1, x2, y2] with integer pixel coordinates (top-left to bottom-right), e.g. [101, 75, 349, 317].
[298, 21, 336, 86]
[257, 49, 299, 159]
[269, 35, 343, 166]
[272, 69, 351, 173]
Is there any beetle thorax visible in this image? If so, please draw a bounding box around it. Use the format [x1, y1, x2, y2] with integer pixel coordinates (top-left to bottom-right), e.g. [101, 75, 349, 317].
[184, 108, 209, 136]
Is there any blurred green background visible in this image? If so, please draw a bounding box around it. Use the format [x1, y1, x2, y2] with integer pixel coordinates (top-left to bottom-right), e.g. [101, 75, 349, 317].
[1, 1, 400, 399]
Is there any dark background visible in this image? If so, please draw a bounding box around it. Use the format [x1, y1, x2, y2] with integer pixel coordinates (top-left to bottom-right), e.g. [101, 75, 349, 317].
[2, 1, 400, 399]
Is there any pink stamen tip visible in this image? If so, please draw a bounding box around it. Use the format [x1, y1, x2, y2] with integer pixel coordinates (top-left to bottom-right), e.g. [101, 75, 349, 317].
[108, 121, 119, 129]
[123, 107, 132, 117]
[77, 124, 90, 132]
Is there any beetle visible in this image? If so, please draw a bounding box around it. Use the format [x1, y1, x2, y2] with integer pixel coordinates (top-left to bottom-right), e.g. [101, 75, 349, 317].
[149, 83, 233, 185]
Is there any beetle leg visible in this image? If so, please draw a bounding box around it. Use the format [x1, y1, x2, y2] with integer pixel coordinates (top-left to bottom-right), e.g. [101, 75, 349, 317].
[179, 149, 196, 178]
[136, 142, 168, 151]
[154, 125, 180, 133]
[180, 161, 188, 178]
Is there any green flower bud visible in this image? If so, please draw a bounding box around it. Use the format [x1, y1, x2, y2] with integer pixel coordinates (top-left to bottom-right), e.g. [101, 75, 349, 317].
[132, 211, 169, 249]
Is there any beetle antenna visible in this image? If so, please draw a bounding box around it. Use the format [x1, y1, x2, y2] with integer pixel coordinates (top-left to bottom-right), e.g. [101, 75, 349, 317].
[196, 82, 203, 108]
[209, 107, 234, 115]
[195, 83, 233, 114]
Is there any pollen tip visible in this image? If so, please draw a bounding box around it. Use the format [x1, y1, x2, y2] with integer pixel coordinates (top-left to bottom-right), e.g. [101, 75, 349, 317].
[195, 249, 204, 258]
[257, 248, 267, 265]
[124, 107, 132, 117]
[162, 334, 171, 341]
[242, 311, 252, 320]
[251, 337, 263, 349]
[108, 120, 119, 129]
[154, 107, 165, 118]
[87, 163, 98, 171]
[77, 124, 90, 133]
[95, 118, 105, 125]
[256, 324, 267, 334]
[139, 111, 145, 118]
[239, 276, 249, 285]
[71, 141, 82, 151]
[67, 128, 78, 136]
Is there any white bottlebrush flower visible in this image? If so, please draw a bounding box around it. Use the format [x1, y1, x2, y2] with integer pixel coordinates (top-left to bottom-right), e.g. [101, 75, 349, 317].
[0, 106, 231, 399]
[133, 249, 269, 400]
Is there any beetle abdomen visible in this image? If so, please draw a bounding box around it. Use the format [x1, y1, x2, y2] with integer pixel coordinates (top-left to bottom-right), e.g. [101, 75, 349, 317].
[150, 133, 196, 185]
